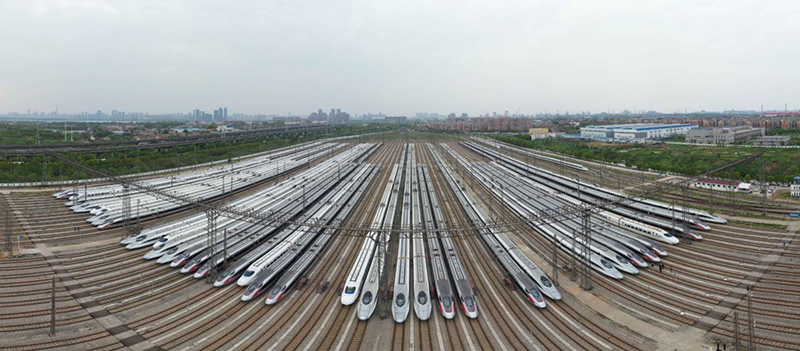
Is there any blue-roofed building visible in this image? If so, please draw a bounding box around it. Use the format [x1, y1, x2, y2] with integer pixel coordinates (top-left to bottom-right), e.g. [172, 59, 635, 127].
[580, 123, 697, 141]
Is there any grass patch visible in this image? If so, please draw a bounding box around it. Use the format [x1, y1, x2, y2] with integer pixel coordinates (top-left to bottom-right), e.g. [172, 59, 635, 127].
[728, 219, 787, 230]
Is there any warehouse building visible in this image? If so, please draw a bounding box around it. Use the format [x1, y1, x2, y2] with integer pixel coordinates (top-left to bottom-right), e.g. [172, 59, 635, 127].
[695, 178, 751, 192]
[752, 136, 791, 146]
[528, 128, 552, 140]
[580, 123, 696, 141]
[686, 126, 765, 145]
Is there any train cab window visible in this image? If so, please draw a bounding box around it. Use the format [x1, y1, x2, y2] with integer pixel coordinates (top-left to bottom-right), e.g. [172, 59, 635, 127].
[245, 283, 260, 295]
[396, 293, 406, 307]
[270, 285, 283, 296]
[417, 292, 428, 304]
[345, 286, 356, 294]
[136, 235, 147, 242]
[601, 260, 613, 269]
[464, 296, 475, 308]
[243, 270, 255, 278]
[362, 292, 373, 304]
[615, 255, 626, 264]
[664, 233, 674, 238]
[443, 296, 452, 309]
[540, 276, 553, 288]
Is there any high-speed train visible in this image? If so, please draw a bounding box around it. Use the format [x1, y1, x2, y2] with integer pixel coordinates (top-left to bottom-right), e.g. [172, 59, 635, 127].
[515, 186, 647, 270]
[266, 166, 376, 305]
[485, 172, 638, 276]
[410, 151, 432, 321]
[553, 193, 680, 245]
[462, 141, 721, 232]
[357, 168, 400, 319]
[342, 163, 402, 306]
[393, 145, 415, 323]
[437, 144, 623, 281]
[466, 160, 640, 275]
[420, 159, 478, 319]
[472, 136, 589, 172]
[418, 165, 457, 319]
[431, 145, 546, 308]
[422, 147, 480, 319]
[242, 165, 372, 301]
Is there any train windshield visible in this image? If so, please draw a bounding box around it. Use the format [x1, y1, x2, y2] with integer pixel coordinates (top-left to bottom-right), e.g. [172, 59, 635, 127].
[270, 285, 282, 296]
[540, 276, 553, 288]
[442, 296, 452, 309]
[529, 287, 542, 299]
[615, 255, 627, 264]
[664, 233, 674, 238]
[362, 291, 373, 304]
[601, 259, 613, 269]
[417, 292, 428, 304]
[345, 286, 356, 294]
[243, 270, 255, 278]
[464, 296, 475, 308]
[396, 293, 406, 307]
[245, 282, 260, 295]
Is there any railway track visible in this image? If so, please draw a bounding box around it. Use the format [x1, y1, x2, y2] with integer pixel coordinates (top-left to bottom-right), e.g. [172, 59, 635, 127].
[1, 136, 797, 351]
[454, 139, 800, 351]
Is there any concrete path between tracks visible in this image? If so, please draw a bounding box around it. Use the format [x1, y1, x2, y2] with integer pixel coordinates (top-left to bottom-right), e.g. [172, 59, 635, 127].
[506, 228, 711, 351]
[20, 236, 122, 255]
[11, 209, 160, 351]
[559, 279, 709, 351]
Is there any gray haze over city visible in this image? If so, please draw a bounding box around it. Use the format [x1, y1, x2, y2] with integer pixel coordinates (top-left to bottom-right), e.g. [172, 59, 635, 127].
[1, 0, 798, 116]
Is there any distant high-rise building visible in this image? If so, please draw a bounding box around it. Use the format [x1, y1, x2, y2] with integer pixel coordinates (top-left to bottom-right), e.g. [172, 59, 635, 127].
[224, 107, 228, 121]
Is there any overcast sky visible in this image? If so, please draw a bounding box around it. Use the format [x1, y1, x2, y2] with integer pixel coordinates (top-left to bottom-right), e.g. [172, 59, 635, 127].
[1, 0, 798, 116]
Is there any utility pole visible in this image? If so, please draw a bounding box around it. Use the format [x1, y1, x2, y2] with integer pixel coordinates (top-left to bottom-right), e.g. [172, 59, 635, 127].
[122, 184, 132, 239]
[205, 209, 219, 283]
[50, 276, 56, 336]
[136, 199, 141, 234]
[223, 228, 228, 269]
[569, 210, 577, 282]
[748, 292, 755, 351]
[551, 214, 559, 286]
[734, 311, 741, 351]
[4, 211, 11, 255]
[580, 207, 593, 290]
[760, 156, 767, 216]
[42, 156, 48, 186]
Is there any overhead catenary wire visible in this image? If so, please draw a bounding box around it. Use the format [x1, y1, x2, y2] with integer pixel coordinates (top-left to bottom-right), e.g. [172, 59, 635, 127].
[45, 137, 761, 241]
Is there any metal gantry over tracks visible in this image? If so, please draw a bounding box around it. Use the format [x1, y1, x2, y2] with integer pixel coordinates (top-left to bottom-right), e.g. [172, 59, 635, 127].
[44, 138, 764, 292]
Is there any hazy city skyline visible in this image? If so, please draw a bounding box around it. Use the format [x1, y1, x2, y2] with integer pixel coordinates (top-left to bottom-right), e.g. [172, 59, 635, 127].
[1, 1, 798, 117]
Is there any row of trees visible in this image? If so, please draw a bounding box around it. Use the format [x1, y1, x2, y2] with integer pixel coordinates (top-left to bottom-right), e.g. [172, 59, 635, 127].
[0, 124, 395, 183]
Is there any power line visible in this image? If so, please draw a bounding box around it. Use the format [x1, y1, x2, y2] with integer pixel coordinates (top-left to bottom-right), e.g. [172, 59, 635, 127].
[43, 139, 761, 242]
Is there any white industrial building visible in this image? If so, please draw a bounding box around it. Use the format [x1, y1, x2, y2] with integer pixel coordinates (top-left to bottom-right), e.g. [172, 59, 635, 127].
[580, 124, 697, 141]
[695, 178, 751, 192]
[792, 177, 800, 198]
